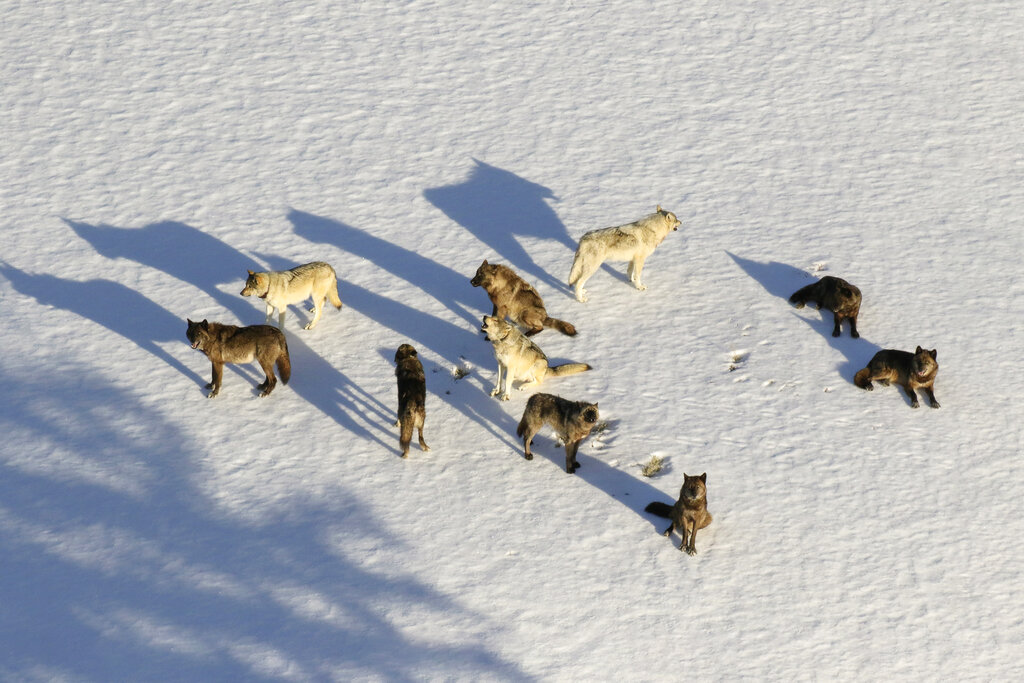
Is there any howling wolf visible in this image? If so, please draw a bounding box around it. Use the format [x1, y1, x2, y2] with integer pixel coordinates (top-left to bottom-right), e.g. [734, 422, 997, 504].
[481, 316, 591, 400]
[471, 259, 576, 336]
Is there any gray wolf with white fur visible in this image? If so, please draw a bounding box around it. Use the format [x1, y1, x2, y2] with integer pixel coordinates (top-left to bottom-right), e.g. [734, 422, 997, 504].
[240, 261, 342, 330]
[481, 315, 591, 400]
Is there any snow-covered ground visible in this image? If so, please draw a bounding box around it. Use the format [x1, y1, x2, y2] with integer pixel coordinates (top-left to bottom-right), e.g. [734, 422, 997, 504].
[2, 2, 1022, 680]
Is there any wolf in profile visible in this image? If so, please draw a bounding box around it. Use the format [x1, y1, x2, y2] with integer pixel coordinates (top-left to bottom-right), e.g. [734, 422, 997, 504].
[240, 261, 342, 330]
[471, 260, 576, 336]
[394, 343, 430, 458]
[568, 206, 681, 302]
[516, 393, 599, 474]
[854, 346, 939, 408]
[186, 319, 291, 398]
[645, 473, 713, 555]
[481, 315, 591, 400]
[789, 275, 862, 338]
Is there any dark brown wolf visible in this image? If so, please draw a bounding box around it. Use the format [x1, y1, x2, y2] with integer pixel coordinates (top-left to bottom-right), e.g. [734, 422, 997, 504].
[186, 319, 291, 398]
[471, 260, 576, 336]
[789, 275, 862, 338]
[645, 473, 713, 555]
[516, 393, 599, 474]
[394, 343, 430, 458]
[854, 346, 939, 408]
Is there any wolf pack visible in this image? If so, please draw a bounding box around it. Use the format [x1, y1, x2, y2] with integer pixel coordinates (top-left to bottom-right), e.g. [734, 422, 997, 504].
[186, 206, 940, 557]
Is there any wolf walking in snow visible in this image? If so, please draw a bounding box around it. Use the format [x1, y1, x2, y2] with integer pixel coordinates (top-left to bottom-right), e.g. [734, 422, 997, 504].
[186, 319, 291, 398]
[516, 393, 599, 474]
[240, 261, 342, 330]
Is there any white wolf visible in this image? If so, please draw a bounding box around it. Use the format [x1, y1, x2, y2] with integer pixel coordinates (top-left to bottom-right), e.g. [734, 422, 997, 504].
[481, 315, 591, 400]
[240, 261, 342, 330]
[568, 206, 681, 302]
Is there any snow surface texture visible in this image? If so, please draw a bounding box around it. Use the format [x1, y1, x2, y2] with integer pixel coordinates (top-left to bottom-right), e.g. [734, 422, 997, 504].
[2, 1, 1022, 680]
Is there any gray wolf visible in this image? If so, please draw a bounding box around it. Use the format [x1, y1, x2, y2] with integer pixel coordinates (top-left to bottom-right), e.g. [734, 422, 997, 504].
[481, 315, 591, 400]
[854, 346, 939, 408]
[516, 393, 599, 474]
[568, 206, 681, 302]
[240, 261, 342, 330]
[394, 343, 430, 458]
[186, 319, 291, 398]
[789, 275, 862, 338]
[645, 473, 713, 555]
[471, 260, 576, 336]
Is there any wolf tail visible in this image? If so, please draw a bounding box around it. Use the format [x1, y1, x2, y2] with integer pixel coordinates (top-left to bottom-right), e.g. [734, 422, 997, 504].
[788, 282, 814, 305]
[515, 415, 527, 438]
[644, 501, 673, 518]
[568, 248, 585, 286]
[544, 317, 577, 336]
[327, 280, 343, 310]
[399, 415, 414, 454]
[853, 367, 871, 389]
[547, 362, 592, 377]
[277, 345, 291, 385]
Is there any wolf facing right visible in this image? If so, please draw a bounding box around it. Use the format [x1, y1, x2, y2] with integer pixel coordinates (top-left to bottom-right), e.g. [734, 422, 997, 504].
[854, 346, 940, 408]
[789, 275, 862, 338]
[645, 473, 713, 555]
[516, 393, 600, 474]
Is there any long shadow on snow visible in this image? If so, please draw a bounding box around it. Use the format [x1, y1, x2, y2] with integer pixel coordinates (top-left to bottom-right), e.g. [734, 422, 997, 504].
[0, 263, 205, 387]
[0, 368, 526, 681]
[63, 218, 257, 323]
[423, 159, 574, 294]
[287, 209, 483, 329]
[726, 252, 882, 384]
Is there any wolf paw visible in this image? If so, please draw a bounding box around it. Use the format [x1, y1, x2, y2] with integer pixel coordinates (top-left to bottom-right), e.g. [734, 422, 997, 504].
[930, 402, 940, 409]
[500, 393, 511, 401]
[490, 387, 500, 397]
[575, 289, 588, 303]
[207, 390, 219, 398]
[685, 547, 697, 556]
[304, 322, 317, 330]
[393, 419, 401, 428]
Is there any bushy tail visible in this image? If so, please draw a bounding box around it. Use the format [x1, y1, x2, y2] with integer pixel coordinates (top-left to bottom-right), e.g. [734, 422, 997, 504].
[644, 501, 673, 518]
[568, 249, 585, 285]
[516, 415, 527, 438]
[853, 367, 870, 389]
[399, 417, 414, 453]
[277, 345, 291, 384]
[548, 362, 592, 377]
[327, 280, 343, 309]
[544, 317, 577, 336]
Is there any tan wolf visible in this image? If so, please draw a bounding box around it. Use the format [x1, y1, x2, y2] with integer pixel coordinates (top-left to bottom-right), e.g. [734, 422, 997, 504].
[568, 206, 681, 302]
[854, 346, 939, 408]
[481, 315, 591, 400]
[470, 259, 576, 336]
[516, 393, 599, 474]
[789, 275, 863, 338]
[645, 473, 713, 555]
[186, 319, 291, 398]
[240, 261, 342, 330]
[394, 343, 430, 458]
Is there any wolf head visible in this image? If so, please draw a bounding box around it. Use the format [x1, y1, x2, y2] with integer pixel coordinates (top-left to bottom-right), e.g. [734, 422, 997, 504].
[656, 205, 681, 232]
[240, 270, 268, 298]
[912, 346, 938, 380]
[186, 318, 211, 350]
[582, 404, 600, 424]
[680, 473, 708, 503]
[470, 260, 495, 288]
[481, 315, 513, 341]
[395, 343, 418, 363]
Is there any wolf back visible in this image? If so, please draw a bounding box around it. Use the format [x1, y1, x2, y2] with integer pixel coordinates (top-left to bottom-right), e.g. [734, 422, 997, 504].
[516, 393, 599, 474]
[240, 261, 342, 330]
[394, 343, 430, 458]
[471, 259, 576, 336]
[186, 318, 291, 398]
[789, 275, 862, 338]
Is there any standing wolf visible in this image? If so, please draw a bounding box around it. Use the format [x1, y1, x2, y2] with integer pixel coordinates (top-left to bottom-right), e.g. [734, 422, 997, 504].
[471, 260, 576, 336]
[394, 343, 430, 458]
[568, 206, 681, 302]
[186, 319, 291, 398]
[240, 261, 342, 330]
[789, 275, 863, 338]
[481, 315, 591, 400]
[854, 346, 940, 408]
[516, 393, 599, 474]
[645, 473, 713, 555]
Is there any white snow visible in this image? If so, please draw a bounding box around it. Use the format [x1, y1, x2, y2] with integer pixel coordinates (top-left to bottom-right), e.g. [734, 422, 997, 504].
[2, 1, 1022, 680]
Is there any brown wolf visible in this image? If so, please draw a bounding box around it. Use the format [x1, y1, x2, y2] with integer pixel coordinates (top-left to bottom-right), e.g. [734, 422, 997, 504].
[240, 261, 342, 330]
[645, 473, 713, 555]
[481, 316, 592, 400]
[186, 319, 291, 398]
[516, 393, 599, 474]
[789, 275, 862, 338]
[471, 260, 576, 336]
[854, 346, 939, 408]
[394, 343, 430, 458]
[568, 206, 681, 302]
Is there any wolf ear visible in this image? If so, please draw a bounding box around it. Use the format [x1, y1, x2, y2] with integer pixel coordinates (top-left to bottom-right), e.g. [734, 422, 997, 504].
[247, 269, 254, 275]
[482, 259, 488, 265]
[201, 319, 209, 329]
[699, 472, 707, 482]
[915, 346, 924, 354]
[929, 349, 937, 360]
[187, 318, 193, 325]
[656, 204, 663, 213]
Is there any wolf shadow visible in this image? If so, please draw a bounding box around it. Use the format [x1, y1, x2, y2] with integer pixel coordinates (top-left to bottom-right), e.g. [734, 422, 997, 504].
[424, 159, 573, 294]
[726, 252, 881, 383]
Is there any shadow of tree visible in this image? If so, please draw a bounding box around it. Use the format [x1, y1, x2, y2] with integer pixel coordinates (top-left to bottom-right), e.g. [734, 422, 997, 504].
[423, 160, 573, 293]
[0, 368, 527, 680]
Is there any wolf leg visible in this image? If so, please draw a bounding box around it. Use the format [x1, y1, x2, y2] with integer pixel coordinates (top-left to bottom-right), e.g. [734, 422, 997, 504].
[418, 426, 430, 451]
[276, 308, 286, 329]
[924, 386, 940, 408]
[565, 440, 581, 474]
[208, 362, 223, 398]
[849, 316, 860, 338]
[629, 257, 648, 290]
[264, 303, 275, 325]
[901, 384, 920, 408]
[684, 523, 698, 555]
[661, 522, 674, 538]
[832, 313, 843, 337]
[490, 363, 505, 398]
[257, 359, 277, 397]
[305, 298, 323, 329]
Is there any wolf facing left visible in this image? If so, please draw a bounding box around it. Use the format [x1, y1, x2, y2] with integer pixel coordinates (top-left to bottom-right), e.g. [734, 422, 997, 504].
[470, 259, 576, 336]
[394, 343, 430, 458]
[481, 315, 592, 400]
[516, 393, 599, 474]
[240, 261, 342, 330]
[789, 275, 862, 338]
[186, 319, 291, 398]
[645, 473, 713, 555]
